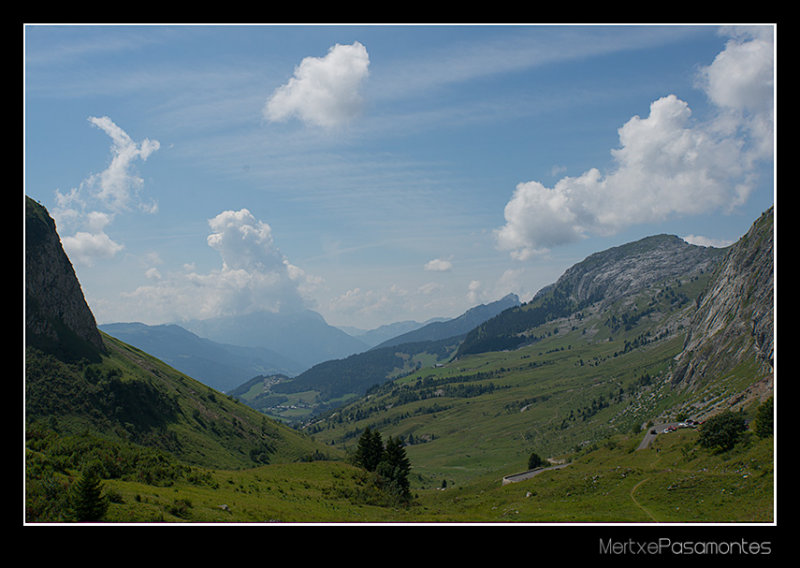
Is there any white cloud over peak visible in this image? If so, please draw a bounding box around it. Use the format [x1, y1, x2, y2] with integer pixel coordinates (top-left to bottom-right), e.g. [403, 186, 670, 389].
[118, 208, 318, 322]
[61, 231, 124, 267]
[264, 42, 370, 128]
[495, 27, 774, 260]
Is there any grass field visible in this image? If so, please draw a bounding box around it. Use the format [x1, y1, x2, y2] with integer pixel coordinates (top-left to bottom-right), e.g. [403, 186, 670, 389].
[95, 425, 772, 524]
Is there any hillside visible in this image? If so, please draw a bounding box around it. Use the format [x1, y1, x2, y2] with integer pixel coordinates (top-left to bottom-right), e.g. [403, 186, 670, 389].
[25, 193, 774, 524]
[25, 197, 336, 521]
[26, 197, 105, 362]
[94, 425, 773, 522]
[307, 210, 774, 489]
[670, 207, 774, 409]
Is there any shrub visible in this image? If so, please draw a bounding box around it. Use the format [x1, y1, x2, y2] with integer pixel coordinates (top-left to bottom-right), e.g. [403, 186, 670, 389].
[754, 397, 773, 438]
[698, 410, 746, 452]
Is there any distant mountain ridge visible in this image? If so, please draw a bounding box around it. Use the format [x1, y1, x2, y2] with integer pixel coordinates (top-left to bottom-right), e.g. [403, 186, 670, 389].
[373, 293, 521, 349]
[343, 318, 448, 348]
[246, 294, 522, 415]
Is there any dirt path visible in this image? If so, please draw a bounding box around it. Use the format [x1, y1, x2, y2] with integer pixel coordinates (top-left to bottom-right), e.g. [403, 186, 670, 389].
[629, 477, 657, 521]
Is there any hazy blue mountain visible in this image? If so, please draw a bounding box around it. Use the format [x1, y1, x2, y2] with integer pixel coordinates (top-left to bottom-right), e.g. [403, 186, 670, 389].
[341, 317, 449, 348]
[99, 322, 304, 392]
[180, 309, 369, 372]
[245, 294, 522, 412]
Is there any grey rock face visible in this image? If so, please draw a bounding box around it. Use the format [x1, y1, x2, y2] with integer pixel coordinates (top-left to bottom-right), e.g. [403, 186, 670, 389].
[671, 207, 774, 389]
[552, 234, 726, 308]
[25, 197, 105, 358]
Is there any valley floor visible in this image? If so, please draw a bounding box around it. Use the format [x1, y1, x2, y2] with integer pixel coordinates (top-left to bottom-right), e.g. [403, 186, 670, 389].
[92, 427, 773, 524]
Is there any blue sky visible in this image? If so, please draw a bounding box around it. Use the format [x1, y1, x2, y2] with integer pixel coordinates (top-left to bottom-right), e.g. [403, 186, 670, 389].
[24, 24, 775, 331]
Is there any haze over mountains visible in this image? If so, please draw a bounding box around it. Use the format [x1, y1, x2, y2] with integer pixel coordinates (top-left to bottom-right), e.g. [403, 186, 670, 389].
[99, 293, 522, 395]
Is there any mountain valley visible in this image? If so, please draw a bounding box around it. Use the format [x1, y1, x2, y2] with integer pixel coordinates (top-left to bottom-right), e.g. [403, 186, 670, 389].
[24, 195, 775, 525]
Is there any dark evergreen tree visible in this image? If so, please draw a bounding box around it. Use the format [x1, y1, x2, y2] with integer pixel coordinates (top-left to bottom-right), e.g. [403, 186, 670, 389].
[527, 451, 545, 470]
[353, 427, 384, 472]
[68, 465, 108, 522]
[378, 436, 411, 501]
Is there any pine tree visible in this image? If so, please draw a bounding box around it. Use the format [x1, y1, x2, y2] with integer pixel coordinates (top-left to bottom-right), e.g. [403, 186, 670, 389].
[527, 451, 545, 470]
[378, 436, 411, 501]
[353, 427, 384, 472]
[68, 466, 108, 522]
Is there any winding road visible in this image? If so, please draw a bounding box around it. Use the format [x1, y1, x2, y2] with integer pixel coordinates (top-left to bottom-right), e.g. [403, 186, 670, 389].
[636, 422, 688, 450]
[501, 463, 572, 485]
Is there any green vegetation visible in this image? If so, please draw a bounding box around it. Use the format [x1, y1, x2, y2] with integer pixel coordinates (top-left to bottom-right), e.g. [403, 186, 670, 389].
[352, 428, 412, 503]
[26, 272, 773, 523]
[28, 419, 772, 523]
[25, 199, 773, 524]
[698, 410, 748, 453]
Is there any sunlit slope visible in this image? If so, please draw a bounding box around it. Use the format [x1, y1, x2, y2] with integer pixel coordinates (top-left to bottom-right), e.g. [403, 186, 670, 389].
[307, 273, 707, 484]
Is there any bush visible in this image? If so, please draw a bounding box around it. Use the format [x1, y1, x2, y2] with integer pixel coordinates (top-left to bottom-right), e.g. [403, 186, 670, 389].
[698, 410, 747, 452]
[754, 397, 773, 438]
[528, 451, 545, 470]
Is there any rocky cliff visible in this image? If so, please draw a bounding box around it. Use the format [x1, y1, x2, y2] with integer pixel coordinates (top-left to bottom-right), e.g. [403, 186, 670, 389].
[545, 234, 726, 308]
[25, 196, 105, 361]
[670, 207, 774, 400]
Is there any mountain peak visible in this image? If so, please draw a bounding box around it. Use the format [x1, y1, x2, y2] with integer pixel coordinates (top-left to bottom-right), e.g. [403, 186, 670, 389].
[25, 197, 105, 361]
[553, 232, 725, 308]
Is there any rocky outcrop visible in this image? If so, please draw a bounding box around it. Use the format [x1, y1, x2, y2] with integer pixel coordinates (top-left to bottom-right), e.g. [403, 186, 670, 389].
[25, 196, 105, 361]
[458, 233, 726, 357]
[670, 207, 774, 394]
[546, 234, 726, 308]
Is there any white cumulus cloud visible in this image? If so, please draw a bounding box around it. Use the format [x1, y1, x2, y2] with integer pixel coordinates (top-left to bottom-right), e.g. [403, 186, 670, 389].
[495, 27, 774, 260]
[85, 116, 160, 213]
[61, 231, 124, 267]
[119, 209, 318, 322]
[264, 41, 370, 128]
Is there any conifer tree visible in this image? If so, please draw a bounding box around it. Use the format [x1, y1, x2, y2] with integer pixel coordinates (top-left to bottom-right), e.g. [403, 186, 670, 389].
[378, 436, 411, 500]
[353, 427, 384, 472]
[68, 466, 108, 522]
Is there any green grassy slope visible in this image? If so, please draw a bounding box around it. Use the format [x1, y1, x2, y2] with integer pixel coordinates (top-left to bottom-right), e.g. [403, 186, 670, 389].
[86, 418, 772, 523]
[26, 270, 773, 524]
[27, 332, 334, 470]
[26, 333, 343, 522]
[305, 268, 766, 490]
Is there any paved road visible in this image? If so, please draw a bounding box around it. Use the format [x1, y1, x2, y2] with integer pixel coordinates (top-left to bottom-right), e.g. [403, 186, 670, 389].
[502, 421, 696, 485]
[502, 463, 571, 485]
[636, 422, 696, 450]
